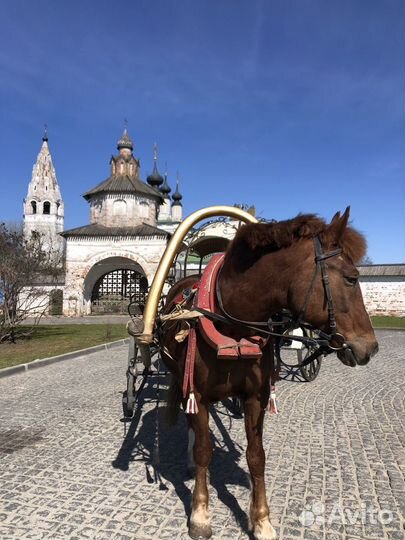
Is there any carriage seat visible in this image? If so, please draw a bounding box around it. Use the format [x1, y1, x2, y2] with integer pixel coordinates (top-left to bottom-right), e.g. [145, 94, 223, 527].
[195, 254, 268, 359]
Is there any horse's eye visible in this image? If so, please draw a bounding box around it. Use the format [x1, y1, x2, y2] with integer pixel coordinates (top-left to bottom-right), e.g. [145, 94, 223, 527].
[344, 275, 358, 287]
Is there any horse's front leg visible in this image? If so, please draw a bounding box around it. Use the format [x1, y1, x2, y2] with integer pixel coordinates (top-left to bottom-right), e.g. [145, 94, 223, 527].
[188, 401, 213, 539]
[244, 396, 277, 540]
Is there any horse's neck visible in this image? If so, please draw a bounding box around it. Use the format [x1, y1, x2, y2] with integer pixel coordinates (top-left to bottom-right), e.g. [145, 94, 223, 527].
[219, 247, 304, 322]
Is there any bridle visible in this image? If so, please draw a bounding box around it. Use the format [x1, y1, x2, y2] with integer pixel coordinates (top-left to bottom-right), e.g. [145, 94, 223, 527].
[200, 235, 349, 358]
[293, 236, 347, 351]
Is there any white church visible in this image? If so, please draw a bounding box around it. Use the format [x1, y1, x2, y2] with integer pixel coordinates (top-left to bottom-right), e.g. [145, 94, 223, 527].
[23, 128, 183, 316]
[22, 128, 405, 319]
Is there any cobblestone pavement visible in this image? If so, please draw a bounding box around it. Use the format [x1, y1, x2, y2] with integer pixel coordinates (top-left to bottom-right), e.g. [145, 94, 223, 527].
[0, 330, 404, 540]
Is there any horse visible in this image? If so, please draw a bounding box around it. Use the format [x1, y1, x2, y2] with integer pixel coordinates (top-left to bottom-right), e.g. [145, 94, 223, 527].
[159, 207, 378, 540]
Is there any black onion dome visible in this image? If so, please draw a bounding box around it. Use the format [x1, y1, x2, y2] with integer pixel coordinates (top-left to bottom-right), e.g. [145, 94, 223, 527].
[160, 172, 171, 196]
[117, 128, 133, 151]
[172, 178, 182, 205]
[147, 162, 164, 188]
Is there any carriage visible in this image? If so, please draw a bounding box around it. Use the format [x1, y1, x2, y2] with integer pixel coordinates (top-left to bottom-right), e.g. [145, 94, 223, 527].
[122, 207, 322, 420]
[120, 205, 377, 540]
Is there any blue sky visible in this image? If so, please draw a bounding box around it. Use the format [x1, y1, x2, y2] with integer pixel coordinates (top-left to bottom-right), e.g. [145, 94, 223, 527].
[0, 0, 403, 262]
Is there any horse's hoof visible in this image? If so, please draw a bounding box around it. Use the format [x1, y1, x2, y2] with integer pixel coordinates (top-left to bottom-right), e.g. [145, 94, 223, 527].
[189, 522, 212, 539]
[253, 518, 277, 540]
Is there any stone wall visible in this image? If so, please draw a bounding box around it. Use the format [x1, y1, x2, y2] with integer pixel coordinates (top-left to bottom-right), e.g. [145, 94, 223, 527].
[89, 193, 157, 228]
[360, 277, 405, 317]
[19, 284, 64, 316]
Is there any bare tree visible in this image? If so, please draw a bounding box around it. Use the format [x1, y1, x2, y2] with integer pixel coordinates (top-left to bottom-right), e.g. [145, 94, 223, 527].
[359, 255, 373, 265]
[0, 223, 63, 343]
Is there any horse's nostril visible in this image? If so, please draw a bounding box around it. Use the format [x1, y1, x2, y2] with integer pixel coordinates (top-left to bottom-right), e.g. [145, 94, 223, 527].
[371, 342, 379, 357]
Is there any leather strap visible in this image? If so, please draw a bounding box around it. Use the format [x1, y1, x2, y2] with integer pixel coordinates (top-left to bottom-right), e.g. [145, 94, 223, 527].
[183, 326, 197, 398]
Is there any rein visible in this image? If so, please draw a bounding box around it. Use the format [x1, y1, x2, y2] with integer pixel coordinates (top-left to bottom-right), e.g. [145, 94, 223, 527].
[206, 235, 347, 355]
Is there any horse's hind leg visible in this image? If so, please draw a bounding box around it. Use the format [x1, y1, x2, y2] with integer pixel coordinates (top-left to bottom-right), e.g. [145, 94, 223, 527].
[244, 396, 277, 540]
[188, 402, 213, 539]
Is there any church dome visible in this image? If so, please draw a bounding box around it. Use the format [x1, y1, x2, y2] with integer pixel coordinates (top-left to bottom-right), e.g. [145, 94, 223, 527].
[160, 172, 171, 197]
[147, 166, 164, 188]
[117, 128, 133, 152]
[146, 144, 164, 188]
[172, 176, 182, 206]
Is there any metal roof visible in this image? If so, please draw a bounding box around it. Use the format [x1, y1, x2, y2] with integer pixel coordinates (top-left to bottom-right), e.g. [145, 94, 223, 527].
[82, 175, 163, 202]
[61, 223, 170, 239]
[357, 264, 405, 277]
[188, 236, 231, 258]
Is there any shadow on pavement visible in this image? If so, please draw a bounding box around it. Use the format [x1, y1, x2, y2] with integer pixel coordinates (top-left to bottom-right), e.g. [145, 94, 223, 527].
[112, 388, 251, 534]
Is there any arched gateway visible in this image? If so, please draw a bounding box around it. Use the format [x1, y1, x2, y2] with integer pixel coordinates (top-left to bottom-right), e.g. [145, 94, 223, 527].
[91, 269, 147, 313]
[84, 256, 148, 314]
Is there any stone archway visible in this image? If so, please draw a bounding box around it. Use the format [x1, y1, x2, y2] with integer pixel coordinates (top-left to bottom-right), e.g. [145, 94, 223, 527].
[83, 256, 148, 314]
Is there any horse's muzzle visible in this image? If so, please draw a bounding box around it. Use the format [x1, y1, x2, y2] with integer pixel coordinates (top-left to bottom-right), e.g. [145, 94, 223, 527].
[337, 338, 379, 367]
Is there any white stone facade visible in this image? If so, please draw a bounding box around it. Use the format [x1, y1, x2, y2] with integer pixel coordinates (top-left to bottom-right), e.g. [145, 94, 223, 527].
[360, 277, 405, 317]
[172, 203, 183, 222]
[19, 284, 64, 316]
[23, 136, 65, 257]
[88, 193, 158, 227]
[63, 235, 168, 316]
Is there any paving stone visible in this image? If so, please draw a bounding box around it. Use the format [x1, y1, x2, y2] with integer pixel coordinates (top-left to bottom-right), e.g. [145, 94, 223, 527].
[0, 331, 404, 539]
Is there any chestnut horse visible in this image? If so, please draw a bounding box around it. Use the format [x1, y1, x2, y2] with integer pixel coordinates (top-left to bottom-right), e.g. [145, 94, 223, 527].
[160, 208, 378, 540]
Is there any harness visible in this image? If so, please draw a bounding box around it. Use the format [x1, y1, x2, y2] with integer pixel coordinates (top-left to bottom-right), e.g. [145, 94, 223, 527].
[213, 236, 347, 354]
[160, 235, 348, 415]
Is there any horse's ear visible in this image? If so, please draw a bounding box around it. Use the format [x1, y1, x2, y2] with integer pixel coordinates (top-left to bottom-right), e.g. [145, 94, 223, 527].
[329, 206, 350, 243]
[330, 211, 341, 224]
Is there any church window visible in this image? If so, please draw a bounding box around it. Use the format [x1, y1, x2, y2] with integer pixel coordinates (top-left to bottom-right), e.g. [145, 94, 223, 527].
[43, 201, 51, 214]
[31, 201, 37, 214]
[113, 199, 127, 217]
[120, 162, 125, 174]
[46, 186, 48, 191]
[139, 201, 149, 218]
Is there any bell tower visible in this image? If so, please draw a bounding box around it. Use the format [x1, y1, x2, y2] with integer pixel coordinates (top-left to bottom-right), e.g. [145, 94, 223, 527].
[23, 128, 65, 258]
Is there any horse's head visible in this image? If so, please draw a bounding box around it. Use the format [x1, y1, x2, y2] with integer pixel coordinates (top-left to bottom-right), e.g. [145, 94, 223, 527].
[289, 207, 378, 367]
[224, 207, 378, 367]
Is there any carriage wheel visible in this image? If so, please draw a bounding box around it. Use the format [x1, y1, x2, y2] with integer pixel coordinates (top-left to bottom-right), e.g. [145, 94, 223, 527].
[276, 326, 323, 382]
[122, 337, 138, 418]
[122, 373, 136, 418]
[122, 339, 156, 419]
[299, 352, 322, 382]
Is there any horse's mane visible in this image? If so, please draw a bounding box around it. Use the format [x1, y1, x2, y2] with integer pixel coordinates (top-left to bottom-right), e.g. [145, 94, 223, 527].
[226, 214, 366, 270]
